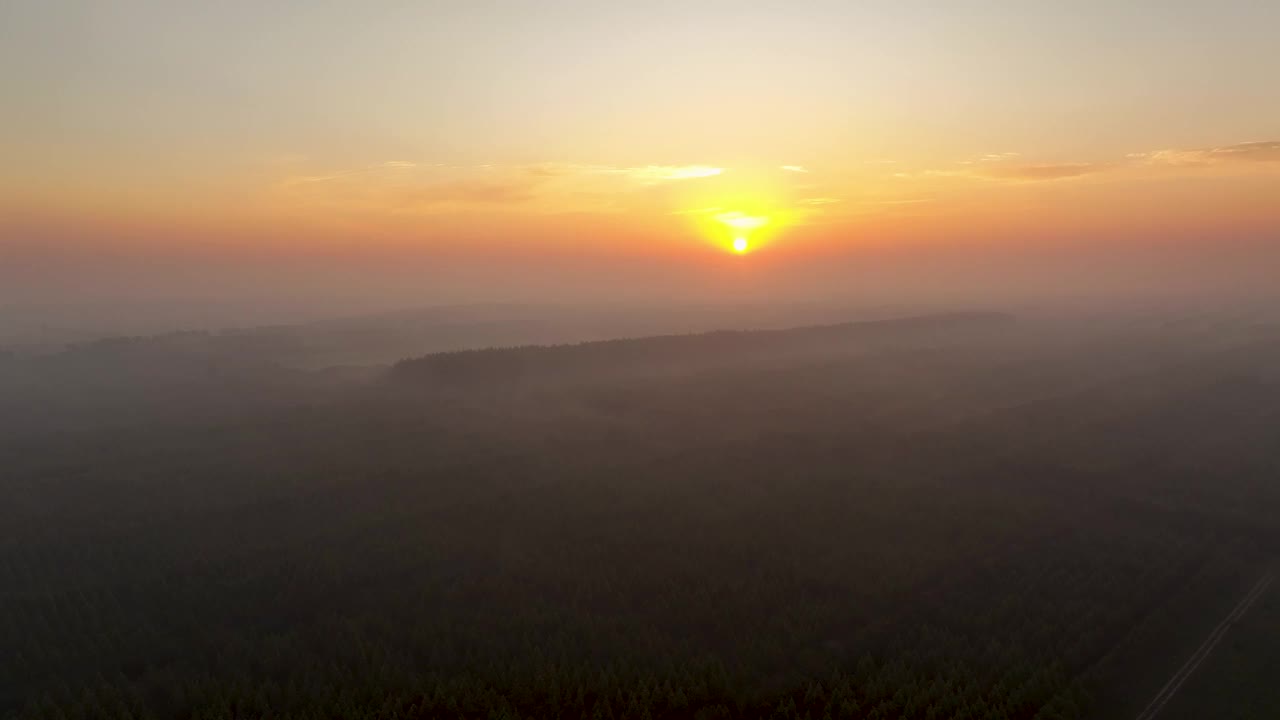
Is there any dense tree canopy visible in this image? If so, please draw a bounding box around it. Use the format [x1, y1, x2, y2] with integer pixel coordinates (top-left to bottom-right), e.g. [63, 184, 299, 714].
[3, 314, 1278, 719]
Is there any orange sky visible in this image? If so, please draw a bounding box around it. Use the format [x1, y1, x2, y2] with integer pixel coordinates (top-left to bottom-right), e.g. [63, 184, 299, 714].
[2, 2, 1279, 307]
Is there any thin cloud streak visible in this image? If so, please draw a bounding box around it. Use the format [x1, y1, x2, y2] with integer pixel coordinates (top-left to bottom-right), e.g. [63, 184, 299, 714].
[280, 161, 419, 187]
[1131, 141, 1280, 167]
[520, 163, 722, 182]
[899, 140, 1280, 184]
[398, 179, 538, 208]
[982, 163, 1108, 181]
[619, 165, 723, 182]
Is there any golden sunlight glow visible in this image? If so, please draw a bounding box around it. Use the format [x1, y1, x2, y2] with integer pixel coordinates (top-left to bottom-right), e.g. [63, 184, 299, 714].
[716, 212, 767, 254]
[715, 211, 768, 232]
[678, 172, 801, 254]
[683, 207, 783, 254]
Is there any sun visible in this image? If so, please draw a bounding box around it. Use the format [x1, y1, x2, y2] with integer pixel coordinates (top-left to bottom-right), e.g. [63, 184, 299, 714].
[676, 168, 796, 254]
[681, 190, 788, 254]
[711, 211, 767, 254]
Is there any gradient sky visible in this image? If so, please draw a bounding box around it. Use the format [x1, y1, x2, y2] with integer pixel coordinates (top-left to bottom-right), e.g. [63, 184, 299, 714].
[3, 1, 1278, 309]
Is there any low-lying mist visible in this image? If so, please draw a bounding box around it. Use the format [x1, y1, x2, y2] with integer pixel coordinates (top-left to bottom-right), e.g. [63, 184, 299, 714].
[2, 298, 1280, 719]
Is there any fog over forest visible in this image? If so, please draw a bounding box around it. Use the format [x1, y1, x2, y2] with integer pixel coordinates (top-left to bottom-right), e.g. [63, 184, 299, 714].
[3, 297, 1280, 719]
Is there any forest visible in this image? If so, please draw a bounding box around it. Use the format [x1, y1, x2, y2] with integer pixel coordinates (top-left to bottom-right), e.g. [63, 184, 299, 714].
[2, 307, 1279, 719]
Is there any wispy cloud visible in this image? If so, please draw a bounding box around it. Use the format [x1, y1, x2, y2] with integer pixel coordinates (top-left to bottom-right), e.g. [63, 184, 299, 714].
[981, 162, 1109, 181]
[519, 163, 722, 183]
[895, 140, 1280, 185]
[1130, 141, 1280, 167]
[781, 165, 809, 173]
[893, 169, 972, 180]
[282, 169, 370, 186]
[280, 160, 419, 187]
[523, 163, 572, 177]
[273, 159, 729, 215]
[957, 152, 1021, 166]
[274, 159, 543, 212]
[988, 141, 1280, 179]
[670, 206, 724, 216]
[399, 179, 537, 208]
[893, 162, 1106, 183]
[620, 165, 723, 182]
[870, 197, 934, 205]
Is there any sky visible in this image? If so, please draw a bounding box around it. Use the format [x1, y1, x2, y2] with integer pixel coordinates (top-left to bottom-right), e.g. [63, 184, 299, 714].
[2, 1, 1278, 316]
